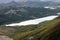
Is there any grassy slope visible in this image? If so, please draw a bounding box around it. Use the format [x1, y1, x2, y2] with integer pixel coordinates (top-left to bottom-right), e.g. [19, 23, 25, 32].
[0, 17, 60, 40]
[11, 18, 60, 40]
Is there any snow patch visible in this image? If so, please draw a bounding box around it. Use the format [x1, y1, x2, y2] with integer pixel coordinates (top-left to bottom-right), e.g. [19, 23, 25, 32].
[44, 6, 56, 9]
[44, 6, 50, 8]
[57, 13, 60, 15]
[5, 16, 58, 26]
[50, 7, 56, 9]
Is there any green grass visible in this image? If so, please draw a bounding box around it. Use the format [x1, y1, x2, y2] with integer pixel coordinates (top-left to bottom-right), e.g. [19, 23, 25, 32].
[0, 17, 60, 40]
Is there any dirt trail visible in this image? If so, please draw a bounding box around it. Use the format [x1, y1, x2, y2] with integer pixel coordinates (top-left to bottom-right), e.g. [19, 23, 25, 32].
[0, 36, 13, 40]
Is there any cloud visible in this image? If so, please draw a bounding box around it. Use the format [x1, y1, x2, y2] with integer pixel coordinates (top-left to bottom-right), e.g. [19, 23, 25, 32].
[0, 0, 13, 3]
[0, 0, 60, 3]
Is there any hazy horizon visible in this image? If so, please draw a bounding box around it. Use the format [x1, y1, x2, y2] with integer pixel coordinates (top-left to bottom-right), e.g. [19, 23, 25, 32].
[0, 0, 60, 3]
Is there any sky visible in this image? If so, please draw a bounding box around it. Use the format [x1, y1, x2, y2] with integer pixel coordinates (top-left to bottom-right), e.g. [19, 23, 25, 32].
[0, 0, 60, 3]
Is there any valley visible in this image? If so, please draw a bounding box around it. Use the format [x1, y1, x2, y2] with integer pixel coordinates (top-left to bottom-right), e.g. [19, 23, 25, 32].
[0, 7, 60, 25]
[0, 0, 60, 40]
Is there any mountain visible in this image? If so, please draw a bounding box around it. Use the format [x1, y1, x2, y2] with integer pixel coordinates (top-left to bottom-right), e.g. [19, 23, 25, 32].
[0, 1, 60, 8]
[0, 1, 60, 40]
[0, 1, 60, 25]
[0, 16, 60, 40]
[0, 7, 60, 25]
[22, 1, 60, 7]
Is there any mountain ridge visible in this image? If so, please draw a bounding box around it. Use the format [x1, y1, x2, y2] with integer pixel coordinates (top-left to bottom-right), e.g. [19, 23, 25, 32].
[0, 1, 60, 8]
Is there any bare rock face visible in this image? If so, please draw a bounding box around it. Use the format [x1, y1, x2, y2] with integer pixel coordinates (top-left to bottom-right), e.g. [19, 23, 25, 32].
[0, 36, 13, 40]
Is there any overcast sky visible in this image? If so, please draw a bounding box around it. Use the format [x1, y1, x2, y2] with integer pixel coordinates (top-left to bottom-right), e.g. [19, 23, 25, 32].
[0, 0, 60, 3]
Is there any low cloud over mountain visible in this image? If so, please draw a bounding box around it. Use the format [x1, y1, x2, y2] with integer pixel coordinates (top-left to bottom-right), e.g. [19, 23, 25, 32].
[0, 0, 60, 3]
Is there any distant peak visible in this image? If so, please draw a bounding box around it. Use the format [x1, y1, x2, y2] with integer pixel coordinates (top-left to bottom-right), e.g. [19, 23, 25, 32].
[8, 0, 18, 4]
[10, 0, 17, 3]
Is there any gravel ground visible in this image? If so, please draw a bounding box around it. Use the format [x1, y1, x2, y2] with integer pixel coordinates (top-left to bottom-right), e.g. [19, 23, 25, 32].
[0, 35, 13, 40]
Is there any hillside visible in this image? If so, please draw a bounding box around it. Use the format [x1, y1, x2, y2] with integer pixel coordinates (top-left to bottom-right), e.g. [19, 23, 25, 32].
[0, 1, 60, 25]
[0, 0, 60, 40]
[11, 17, 60, 40]
[0, 1, 60, 7]
[0, 7, 60, 25]
[0, 17, 60, 40]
